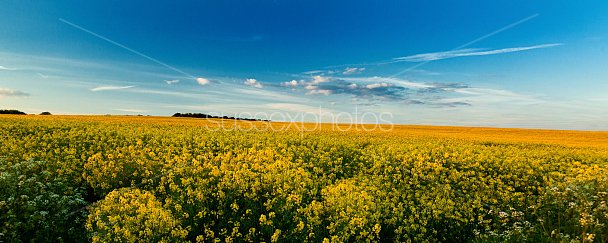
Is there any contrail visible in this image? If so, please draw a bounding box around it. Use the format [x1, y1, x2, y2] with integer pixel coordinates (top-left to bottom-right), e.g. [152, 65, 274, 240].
[59, 18, 197, 80]
[390, 13, 540, 78]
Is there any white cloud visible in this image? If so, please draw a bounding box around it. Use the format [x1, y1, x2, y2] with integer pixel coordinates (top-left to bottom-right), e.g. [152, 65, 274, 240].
[285, 74, 542, 107]
[90, 85, 135, 92]
[281, 80, 300, 88]
[165, 79, 180, 85]
[0, 88, 29, 97]
[244, 78, 263, 88]
[282, 76, 333, 91]
[196, 77, 210, 86]
[0, 65, 17, 71]
[343, 67, 365, 75]
[307, 89, 332, 96]
[365, 83, 393, 89]
[304, 85, 318, 90]
[311, 75, 331, 84]
[340, 76, 434, 89]
[394, 43, 562, 62]
[280, 75, 434, 100]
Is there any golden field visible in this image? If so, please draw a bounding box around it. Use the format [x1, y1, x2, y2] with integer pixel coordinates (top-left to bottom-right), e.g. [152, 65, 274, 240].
[1, 115, 607, 242]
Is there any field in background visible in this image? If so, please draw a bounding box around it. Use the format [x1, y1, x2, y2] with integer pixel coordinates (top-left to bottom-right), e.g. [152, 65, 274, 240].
[9, 115, 607, 147]
[1, 115, 607, 242]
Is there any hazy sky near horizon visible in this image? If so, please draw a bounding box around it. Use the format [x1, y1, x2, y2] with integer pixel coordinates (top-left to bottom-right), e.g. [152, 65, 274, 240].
[1, 1, 607, 129]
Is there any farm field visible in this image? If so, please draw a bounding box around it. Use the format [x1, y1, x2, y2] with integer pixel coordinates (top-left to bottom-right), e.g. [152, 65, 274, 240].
[1, 115, 607, 242]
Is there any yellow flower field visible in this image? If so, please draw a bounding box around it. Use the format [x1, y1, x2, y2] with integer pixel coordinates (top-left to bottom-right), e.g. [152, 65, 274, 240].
[1, 115, 607, 242]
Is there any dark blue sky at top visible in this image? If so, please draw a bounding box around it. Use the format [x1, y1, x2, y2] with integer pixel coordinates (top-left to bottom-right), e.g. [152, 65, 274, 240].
[3, 0, 604, 74]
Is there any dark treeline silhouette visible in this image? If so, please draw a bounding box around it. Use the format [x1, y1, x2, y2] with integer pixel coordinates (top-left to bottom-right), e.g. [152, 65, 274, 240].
[172, 113, 270, 122]
[0, 109, 27, 115]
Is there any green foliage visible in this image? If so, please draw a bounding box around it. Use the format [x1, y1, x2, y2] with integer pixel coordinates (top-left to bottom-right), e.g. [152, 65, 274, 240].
[0, 159, 88, 242]
[532, 171, 608, 242]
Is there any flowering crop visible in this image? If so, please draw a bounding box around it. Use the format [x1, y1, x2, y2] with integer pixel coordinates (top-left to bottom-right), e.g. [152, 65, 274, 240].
[1, 115, 607, 242]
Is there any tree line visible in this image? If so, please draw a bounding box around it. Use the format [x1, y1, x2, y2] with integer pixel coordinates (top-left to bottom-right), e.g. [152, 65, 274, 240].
[172, 113, 270, 122]
[0, 109, 27, 115]
[0, 110, 52, 115]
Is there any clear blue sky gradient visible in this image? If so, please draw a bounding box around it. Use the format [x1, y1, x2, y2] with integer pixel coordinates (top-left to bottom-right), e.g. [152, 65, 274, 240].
[1, 0, 607, 129]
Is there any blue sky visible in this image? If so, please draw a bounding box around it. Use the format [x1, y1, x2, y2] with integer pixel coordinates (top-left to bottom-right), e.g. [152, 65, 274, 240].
[1, 0, 607, 129]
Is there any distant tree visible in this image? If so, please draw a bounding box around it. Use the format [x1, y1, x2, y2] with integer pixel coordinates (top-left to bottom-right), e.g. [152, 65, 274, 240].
[172, 112, 270, 121]
[0, 109, 26, 115]
[39, 111, 52, 115]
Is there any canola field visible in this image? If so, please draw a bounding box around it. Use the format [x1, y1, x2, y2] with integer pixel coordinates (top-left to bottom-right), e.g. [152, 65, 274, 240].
[1, 115, 607, 242]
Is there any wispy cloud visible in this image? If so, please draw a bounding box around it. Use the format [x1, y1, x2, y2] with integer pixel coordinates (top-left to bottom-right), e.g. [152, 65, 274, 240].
[448, 87, 540, 105]
[307, 89, 333, 96]
[302, 67, 366, 77]
[339, 76, 434, 89]
[113, 108, 146, 113]
[310, 75, 331, 84]
[394, 43, 562, 62]
[410, 69, 442, 76]
[165, 79, 180, 85]
[90, 85, 135, 92]
[128, 88, 212, 100]
[342, 67, 366, 75]
[0, 65, 17, 71]
[365, 83, 393, 89]
[196, 77, 210, 86]
[0, 88, 30, 97]
[244, 78, 263, 88]
[302, 70, 324, 75]
[59, 18, 198, 80]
